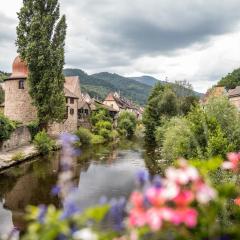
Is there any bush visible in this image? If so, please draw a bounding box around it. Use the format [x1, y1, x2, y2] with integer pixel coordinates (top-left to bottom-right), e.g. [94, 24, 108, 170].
[91, 135, 105, 145]
[75, 127, 92, 146]
[11, 151, 25, 161]
[0, 114, 16, 142]
[117, 111, 137, 138]
[33, 131, 55, 155]
[27, 120, 40, 140]
[98, 128, 112, 140]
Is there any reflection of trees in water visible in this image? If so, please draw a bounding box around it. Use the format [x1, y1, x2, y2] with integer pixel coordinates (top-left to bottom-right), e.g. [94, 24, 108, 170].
[143, 147, 170, 177]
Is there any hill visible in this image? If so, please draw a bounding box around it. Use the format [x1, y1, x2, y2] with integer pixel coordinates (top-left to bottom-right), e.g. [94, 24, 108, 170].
[130, 76, 162, 86]
[64, 69, 202, 106]
[0, 71, 10, 82]
[64, 69, 152, 105]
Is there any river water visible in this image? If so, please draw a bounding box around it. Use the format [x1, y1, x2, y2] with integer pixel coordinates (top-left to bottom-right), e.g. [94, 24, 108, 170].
[0, 140, 165, 237]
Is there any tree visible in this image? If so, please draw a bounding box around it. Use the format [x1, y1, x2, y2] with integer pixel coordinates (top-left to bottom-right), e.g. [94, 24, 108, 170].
[143, 83, 179, 145]
[16, 0, 67, 129]
[218, 68, 240, 90]
[117, 111, 137, 138]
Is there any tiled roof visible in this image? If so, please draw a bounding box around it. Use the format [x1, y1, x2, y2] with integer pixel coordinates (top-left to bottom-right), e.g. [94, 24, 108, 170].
[64, 76, 79, 95]
[228, 86, 240, 98]
[64, 87, 78, 99]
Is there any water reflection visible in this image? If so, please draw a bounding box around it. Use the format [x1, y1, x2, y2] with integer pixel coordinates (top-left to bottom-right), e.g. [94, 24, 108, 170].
[0, 140, 161, 236]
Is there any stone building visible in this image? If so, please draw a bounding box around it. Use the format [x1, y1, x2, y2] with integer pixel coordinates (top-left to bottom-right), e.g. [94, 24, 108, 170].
[228, 86, 240, 111]
[4, 56, 81, 135]
[103, 92, 143, 119]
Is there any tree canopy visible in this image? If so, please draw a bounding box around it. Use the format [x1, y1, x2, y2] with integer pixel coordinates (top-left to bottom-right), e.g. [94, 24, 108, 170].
[16, 0, 67, 128]
[218, 68, 240, 90]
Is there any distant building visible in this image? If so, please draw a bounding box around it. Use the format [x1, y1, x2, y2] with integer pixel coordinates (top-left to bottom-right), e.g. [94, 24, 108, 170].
[228, 86, 240, 111]
[3, 56, 83, 135]
[103, 92, 143, 119]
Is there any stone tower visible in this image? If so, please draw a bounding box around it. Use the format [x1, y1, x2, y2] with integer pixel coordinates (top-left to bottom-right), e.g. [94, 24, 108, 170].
[4, 56, 37, 123]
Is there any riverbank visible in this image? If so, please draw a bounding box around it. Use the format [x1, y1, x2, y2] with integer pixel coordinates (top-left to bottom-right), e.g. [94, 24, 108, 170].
[0, 142, 61, 171]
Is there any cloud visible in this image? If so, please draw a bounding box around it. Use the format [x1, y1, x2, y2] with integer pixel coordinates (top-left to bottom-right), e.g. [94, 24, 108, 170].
[1, 0, 240, 92]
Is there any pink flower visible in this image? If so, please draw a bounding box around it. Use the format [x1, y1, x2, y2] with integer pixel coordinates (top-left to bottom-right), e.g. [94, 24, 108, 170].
[130, 191, 144, 208]
[222, 152, 240, 171]
[182, 208, 198, 228]
[161, 180, 180, 200]
[234, 197, 240, 206]
[146, 187, 166, 206]
[170, 208, 198, 228]
[160, 207, 174, 221]
[128, 208, 146, 227]
[173, 190, 194, 206]
[196, 183, 216, 204]
[146, 208, 162, 231]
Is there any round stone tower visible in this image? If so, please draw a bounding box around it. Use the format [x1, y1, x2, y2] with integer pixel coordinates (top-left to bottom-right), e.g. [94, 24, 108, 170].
[4, 56, 37, 123]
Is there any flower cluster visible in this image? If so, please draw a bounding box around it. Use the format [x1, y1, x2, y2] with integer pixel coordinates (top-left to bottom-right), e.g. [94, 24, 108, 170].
[128, 160, 216, 231]
[222, 152, 240, 172]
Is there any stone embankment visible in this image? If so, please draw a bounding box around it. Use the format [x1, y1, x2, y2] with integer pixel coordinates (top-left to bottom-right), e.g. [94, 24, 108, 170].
[0, 142, 61, 171]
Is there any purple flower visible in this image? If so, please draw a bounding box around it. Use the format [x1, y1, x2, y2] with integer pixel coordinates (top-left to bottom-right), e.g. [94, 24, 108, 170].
[61, 201, 80, 220]
[60, 133, 79, 145]
[108, 197, 126, 231]
[153, 175, 162, 189]
[136, 170, 149, 186]
[38, 205, 47, 224]
[51, 185, 61, 196]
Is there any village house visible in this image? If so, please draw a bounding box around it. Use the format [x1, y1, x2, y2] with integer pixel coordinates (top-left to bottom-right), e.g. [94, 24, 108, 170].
[228, 86, 240, 111]
[3, 56, 82, 136]
[103, 92, 143, 119]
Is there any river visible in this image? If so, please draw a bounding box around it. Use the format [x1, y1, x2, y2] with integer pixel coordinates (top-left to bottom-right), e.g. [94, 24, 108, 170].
[0, 139, 166, 237]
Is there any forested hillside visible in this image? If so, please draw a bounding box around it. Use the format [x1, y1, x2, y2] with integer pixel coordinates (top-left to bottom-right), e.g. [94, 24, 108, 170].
[64, 69, 152, 105]
[64, 69, 202, 106]
[0, 71, 9, 82]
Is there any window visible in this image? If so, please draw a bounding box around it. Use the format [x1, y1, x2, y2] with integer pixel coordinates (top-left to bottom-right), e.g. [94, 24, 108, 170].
[64, 106, 69, 119]
[84, 109, 89, 115]
[70, 98, 74, 104]
[19, 80, 24, 89]
[70, 108, 74, 115]
[66, 97, 68, 103]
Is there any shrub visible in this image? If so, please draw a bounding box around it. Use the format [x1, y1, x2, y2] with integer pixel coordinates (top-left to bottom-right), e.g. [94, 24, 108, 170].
[95, 120, 112, 132]
[27, 120, 40, 140]
[117, 111, 137, 138]
[109, 129, 119, 140]
[98, 128, 112, 140]
[91, 135, 105, 145]
[0, 114, 16, 142]
[11, 151, 25, 161]
[75, 127, 92, 146]
[33, 131, 55, 155]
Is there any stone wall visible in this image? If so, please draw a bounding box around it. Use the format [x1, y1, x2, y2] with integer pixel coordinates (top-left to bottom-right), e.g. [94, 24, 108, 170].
[229, 96, 240, 111]
[0, 126, 31, 152]
[4, 79, 37, 123]
[48, 97, 78, 136]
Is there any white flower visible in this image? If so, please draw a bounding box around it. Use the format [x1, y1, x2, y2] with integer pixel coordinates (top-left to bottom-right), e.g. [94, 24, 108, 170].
[73, 228, 98, 240]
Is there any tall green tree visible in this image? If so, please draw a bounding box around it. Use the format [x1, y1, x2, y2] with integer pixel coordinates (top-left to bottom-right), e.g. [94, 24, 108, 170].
[16, 0, 67, 129]
[143, 83, 179, 145]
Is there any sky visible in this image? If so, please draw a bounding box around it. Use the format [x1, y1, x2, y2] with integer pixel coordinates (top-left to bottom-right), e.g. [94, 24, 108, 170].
[1, 0, 240, 93]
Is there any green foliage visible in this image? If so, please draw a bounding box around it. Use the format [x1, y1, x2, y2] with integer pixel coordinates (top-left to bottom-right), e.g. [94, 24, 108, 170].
[0, 114, 16, 142]
[218, 68, 240, 89]
[27, 120, 40, 140]
[143, 83, 179, 145]
[75, 127, 92, 146]
[160, 97, 240, 161]
[91, 134, 105, 145]
[117, 111, 137, 138]
[160, 117, 193, 161]
[0, 70, 10, 82]
[33, 131, 55, 155]
[90, 108, 112, 126]
[16, 0, 67, 128]
[11, 151, 25, 161]
[23, 205, 70, 240]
